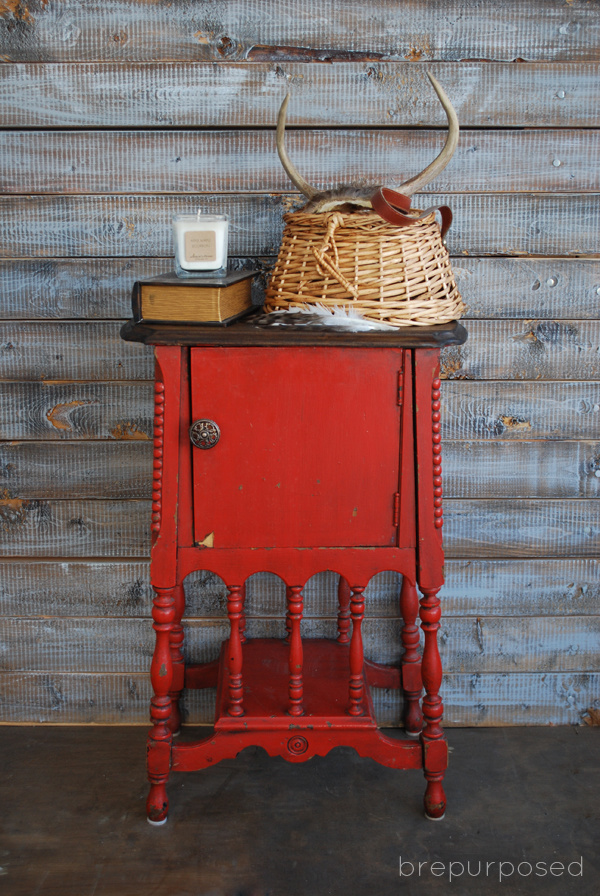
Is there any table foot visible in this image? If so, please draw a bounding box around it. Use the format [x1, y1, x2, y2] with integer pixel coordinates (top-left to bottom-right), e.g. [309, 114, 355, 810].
[424, 780, 446, 820]
[146, 783, 169, 825]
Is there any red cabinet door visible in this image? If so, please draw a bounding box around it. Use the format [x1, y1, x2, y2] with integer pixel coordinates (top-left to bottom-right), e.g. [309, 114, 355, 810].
[190, 346, 403, 549]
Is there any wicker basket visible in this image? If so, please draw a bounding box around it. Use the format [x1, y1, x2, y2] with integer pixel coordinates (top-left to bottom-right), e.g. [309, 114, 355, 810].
[264, 208, 464, 327]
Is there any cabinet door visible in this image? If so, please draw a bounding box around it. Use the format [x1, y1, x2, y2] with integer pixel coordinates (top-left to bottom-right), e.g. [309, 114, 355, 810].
[190, 346, 403, 549]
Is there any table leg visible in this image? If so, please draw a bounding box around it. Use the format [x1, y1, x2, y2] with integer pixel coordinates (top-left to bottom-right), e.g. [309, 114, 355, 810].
[147, 585, 175, 825]
[168, 582, 185, 735]
[399, 577, 423, 736]
[226, 584, 245, 716]
[419, 586, 447, 820]
[337, 576, 351, 644]
[348, 585, 366, 716]
[287, 585, 304, 716]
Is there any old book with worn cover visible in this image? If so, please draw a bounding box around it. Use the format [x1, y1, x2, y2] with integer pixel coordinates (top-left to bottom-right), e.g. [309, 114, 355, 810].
[132, 271, 256, 324]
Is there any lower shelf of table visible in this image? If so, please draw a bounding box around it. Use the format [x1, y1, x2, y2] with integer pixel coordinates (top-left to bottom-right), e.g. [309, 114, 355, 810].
[168, 638, 445, 773]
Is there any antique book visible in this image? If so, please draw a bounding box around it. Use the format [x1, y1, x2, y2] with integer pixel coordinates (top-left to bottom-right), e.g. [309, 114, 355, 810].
[132, 270, 256, 324]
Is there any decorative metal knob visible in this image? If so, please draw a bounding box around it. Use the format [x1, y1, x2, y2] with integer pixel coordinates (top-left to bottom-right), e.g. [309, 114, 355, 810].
[189, 419, 220, 449]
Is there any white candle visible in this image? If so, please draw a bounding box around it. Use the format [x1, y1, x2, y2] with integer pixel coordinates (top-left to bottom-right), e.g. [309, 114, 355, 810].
[172, 213, 229, 276]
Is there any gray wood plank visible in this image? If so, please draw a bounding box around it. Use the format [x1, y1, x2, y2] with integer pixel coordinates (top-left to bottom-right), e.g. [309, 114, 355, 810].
[1, 614, 598, 673]
[0, 193, 598, 257]
[0, 497, 598, 559]
[0, 321, 153, 382]
[2, 129, 598, 195]
[2, 319, 599, 382]
[2, 381, 598, 441]
[2, 257, 599, 321]
[442, 381, 600, 441]
[1, 558, 598, 618]
[443, 440, 600, 499]
[441, 320, 600, 381]
[0, 671, 595, 726]
[0, 498, 150, 558]
[0, 382, 154, 440]
[1, 63, 598, 127]
[2, 439, 599, 501]
[0, 442, 153, 499]
[443, 499, 600, 559]
[0, 1, 597, 63]
[442, 559, 600, 617]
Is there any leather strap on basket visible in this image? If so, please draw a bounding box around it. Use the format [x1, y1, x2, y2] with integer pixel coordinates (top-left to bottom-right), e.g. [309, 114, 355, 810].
[371, 187, 453, 238]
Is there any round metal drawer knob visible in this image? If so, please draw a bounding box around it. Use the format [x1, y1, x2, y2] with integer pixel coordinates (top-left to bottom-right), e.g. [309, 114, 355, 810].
[190, 419, 220, 449]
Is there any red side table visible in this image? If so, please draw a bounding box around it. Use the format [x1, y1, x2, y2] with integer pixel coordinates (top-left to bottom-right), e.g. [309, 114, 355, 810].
[121, 315, 467, 824]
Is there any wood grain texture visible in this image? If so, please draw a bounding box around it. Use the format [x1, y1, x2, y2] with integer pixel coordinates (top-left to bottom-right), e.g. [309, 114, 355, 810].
[1, 63, 598, 127]
[2, 257, 599, 321]
[3, 381, 599, 441]
[2, 128, 598, 195]
[0, 498, 598, 559]
[1, 614, 598, 673]
[0, 498, 150, 558]
[0, 382, 153, 440]
[0, 1, 598, 63]
[0, 321, 153, 382]
[0, 193, 598, 258]
[0, 560, 155, 617]
[1, 559, 598, 619]
[444, 499, 600, 559]
[0, 671, 596, 726]
[2, 440, 599, 500]
[2, 319, 599, 382]
[441, 320, 600, 381]
[442, 381, 600, 441]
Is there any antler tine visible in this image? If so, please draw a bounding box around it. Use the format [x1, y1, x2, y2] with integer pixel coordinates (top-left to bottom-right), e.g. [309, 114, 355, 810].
[395, 72, 459, 197]
[276, 93, 319, 200]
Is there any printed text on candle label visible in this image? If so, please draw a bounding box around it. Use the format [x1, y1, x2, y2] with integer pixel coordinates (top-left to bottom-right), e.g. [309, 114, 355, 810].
[185, 231, 217, 263]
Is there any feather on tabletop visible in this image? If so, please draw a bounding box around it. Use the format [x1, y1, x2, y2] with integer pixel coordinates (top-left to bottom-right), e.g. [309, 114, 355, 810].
[255, 304, 396, 331]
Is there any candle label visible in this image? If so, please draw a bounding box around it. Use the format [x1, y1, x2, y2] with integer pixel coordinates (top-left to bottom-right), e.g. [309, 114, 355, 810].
[184, 230, 217, 263]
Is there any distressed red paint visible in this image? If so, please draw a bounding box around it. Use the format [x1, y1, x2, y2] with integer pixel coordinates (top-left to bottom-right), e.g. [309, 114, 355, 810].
[121, 318, 467, 824]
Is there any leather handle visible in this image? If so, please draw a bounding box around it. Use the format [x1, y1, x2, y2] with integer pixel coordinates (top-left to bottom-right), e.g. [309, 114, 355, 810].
[371, 187, 453, 238]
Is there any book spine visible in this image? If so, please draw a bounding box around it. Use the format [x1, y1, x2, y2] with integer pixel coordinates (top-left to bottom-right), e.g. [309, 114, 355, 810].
[131, 281, 143, 322]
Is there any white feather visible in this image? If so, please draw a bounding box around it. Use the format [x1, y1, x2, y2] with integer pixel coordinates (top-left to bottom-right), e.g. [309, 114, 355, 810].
[258, 304, 395, 331]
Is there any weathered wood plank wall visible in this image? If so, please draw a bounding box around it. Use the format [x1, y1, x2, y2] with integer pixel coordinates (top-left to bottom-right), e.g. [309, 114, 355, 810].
[0, 0, 598, 726]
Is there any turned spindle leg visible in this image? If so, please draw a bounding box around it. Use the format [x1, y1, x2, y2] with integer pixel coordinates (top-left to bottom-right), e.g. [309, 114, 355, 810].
[239, 582, 247, 644]
[284, 586, 293, 644]
[400, 577, 423, 736]
[226, 584, 245, 716]
[419, 586, 447, 820]
[168, 582, 185, 735]
[287, 585, 304, 716]
[348, 586, 366, 716]
[337, 577, 351, 644]
[146, 585, 176, 825]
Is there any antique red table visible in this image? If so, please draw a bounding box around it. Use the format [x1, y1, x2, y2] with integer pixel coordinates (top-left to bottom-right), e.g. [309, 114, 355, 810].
[121, 314, 467, 824]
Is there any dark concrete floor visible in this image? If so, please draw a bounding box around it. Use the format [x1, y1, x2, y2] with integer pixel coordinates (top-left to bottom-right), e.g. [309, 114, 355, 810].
[0, 726, 598, 896]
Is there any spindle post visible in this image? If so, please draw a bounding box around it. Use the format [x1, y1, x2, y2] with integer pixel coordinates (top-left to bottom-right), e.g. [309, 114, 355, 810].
[337, 576, 352, 644]
[239, 582, 247, 644]
[146, 585, 175, 824]
[419, 586, 446, 819]
[287, 585, 304, 716]
[284, 586, 292, 644]
[400, 577, 423, 735]
[168, 582, 186, 734]
[226, 584, 245, 716]
[348, 585, 366, 715]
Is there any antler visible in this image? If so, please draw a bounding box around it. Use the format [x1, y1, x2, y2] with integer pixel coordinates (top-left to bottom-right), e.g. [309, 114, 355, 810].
[276, 94, 319, 200]
[396, 72, 459, 196]
[276, 71, 459, 204]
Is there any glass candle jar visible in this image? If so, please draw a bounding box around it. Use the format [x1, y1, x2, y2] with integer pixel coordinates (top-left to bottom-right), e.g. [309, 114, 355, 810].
[172, 213, 229, 276]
